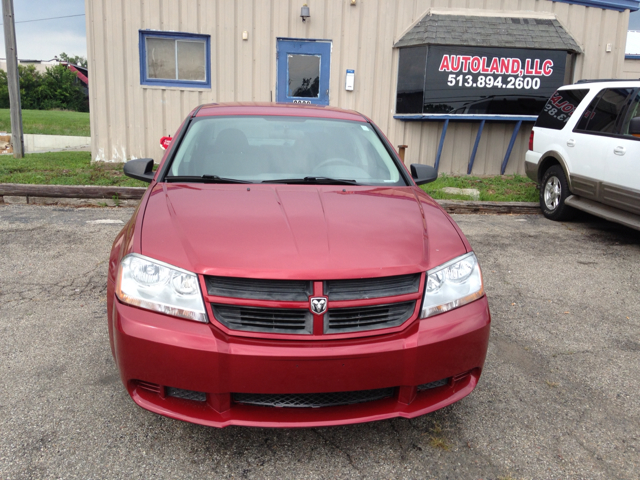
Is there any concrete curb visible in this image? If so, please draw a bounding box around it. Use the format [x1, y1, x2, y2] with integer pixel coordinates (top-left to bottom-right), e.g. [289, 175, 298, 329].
[0, 183, 541, 214]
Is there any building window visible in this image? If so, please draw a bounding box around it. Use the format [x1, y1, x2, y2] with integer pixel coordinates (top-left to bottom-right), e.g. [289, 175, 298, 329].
[139, 30, 210, 88]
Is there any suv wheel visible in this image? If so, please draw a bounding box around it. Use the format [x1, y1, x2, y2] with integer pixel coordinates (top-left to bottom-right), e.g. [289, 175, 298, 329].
[540, 165, 575, 221]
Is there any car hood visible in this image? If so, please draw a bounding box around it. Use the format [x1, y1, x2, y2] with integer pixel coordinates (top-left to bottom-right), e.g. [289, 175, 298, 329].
[140, 183, 467, 279]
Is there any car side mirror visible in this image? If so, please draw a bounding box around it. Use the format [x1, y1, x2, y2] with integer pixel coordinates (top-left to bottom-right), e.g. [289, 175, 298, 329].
[410, 164, 438, 185]
[629, 117, 640, 136]
[123, 158, 155, 183]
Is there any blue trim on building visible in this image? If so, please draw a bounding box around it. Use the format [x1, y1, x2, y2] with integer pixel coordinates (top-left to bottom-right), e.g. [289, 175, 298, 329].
[625, 54, 640, 59]
[434, 119, 449, 172]
[553, 0, 639, 12]
[394, 114, 538, 122]
[139, 30, 211, 89]
[468, 120, 485, 175]
[501, 121, 523, 175]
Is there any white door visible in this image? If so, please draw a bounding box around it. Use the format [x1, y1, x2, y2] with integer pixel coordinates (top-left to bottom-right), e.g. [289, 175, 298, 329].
[603, 90, 640, 215]
[568, 87, 634, 200]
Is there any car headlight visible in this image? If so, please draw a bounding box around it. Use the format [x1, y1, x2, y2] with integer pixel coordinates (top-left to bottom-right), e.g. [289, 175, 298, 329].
[115, 253, 207, 323]
[421, 252, 484, 318]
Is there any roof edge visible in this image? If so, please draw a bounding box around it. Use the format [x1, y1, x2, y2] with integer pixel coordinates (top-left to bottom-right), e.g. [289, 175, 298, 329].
[553, 0, 639, 12]
[393, 9, 582, 54]
[393, 8, 558, 45]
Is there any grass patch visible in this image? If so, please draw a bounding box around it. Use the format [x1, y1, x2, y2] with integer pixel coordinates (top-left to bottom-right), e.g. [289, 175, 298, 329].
[424, 423, 451, 451]
[0, 109, 90, 137]
[428, 436, 451, 451]
[421, 174, 538, 203]
[0, 151, 148, 187]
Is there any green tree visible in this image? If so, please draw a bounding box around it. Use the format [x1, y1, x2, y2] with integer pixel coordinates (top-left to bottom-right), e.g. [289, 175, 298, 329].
[58, 52, 88, 68]
[0, 64, 88, 112]
[0, 65, 45, 109]
[40, 65, 88, 112]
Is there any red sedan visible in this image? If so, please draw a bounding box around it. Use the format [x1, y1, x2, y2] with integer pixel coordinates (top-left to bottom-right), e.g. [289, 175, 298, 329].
[107, 103, 490, 428]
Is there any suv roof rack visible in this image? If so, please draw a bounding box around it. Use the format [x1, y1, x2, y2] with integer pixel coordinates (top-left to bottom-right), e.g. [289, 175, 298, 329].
[576, 78, 639, 84]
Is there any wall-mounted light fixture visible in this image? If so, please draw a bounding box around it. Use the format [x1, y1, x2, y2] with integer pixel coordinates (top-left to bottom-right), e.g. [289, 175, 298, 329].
[350, 0, 356, 5]
[301, 4, 310, 22]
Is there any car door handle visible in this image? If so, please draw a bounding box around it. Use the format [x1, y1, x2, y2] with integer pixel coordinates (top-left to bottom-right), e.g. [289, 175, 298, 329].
[614, 146, 626, 156]
[567, 139, 575, 147]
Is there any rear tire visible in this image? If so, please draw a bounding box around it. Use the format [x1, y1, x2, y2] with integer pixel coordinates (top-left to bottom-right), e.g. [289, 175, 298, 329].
[540, 165, 575, 221]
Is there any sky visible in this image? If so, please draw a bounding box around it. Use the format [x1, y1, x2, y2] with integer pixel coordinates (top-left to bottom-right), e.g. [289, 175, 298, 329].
[0, 0, 86, 61]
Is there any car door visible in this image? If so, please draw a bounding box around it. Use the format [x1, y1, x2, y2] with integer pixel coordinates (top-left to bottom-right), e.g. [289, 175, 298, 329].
[568, 87, 634, 200]
[602, 89, 640, 215]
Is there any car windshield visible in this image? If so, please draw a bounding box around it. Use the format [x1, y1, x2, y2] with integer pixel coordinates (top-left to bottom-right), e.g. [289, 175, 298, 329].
[166, 116, 406, 186]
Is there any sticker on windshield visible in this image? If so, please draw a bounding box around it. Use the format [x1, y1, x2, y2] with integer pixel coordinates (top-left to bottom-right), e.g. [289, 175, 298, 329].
[361, 125, 370, 131]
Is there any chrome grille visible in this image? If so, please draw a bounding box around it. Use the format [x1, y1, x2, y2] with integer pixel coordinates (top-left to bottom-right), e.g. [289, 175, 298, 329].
[205, 276, 312, 301]
[232, 388, 395, 408]
[324, 273, 421, 301]
[212, 304, 312, 334]
[324, 301, 416, 333]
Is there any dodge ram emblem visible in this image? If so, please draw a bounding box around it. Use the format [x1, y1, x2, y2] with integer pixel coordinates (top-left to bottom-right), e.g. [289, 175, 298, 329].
[310, 297, 328, 315]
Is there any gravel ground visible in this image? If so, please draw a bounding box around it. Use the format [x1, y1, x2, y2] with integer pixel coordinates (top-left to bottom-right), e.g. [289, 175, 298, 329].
[0, 204, 638, 480]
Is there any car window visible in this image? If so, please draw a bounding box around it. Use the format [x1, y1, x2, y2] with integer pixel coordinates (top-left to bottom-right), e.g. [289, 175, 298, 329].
[535, 89, 588, 130]
[620, 89, 640, 138]
[168, 116, 406, 185]
[575, 88, 633, 134]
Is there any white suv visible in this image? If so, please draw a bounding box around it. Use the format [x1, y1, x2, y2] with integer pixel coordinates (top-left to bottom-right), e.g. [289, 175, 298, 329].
[526, 80, 640, 231]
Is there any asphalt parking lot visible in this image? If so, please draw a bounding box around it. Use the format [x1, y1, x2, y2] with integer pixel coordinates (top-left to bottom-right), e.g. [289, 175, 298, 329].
[0, 204, 638, 480]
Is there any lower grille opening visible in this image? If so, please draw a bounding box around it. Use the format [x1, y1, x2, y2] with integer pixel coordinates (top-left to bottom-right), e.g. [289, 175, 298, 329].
[135, 380, 162, 395]
[233, 388, 396, 408]
[417, 378, 449, 392]
[166, 387, 207, 402]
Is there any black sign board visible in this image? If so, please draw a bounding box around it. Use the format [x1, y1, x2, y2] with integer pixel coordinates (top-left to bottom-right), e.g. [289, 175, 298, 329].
[397, 45, 568, 116]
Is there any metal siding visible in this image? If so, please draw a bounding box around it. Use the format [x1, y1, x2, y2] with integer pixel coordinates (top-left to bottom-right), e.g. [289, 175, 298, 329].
[85, 0, 631, 175]
[622, 58, 640, 77]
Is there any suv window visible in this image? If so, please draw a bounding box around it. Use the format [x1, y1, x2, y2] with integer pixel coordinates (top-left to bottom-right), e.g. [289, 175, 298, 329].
[574, 88, 634, 134]
[535, 89, 588, 130]
[620, 89, 640, 138]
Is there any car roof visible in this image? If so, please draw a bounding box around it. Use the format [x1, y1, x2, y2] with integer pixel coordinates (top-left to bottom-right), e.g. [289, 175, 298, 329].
[560, 79, 640, 90]
[194, 102, 368, 122]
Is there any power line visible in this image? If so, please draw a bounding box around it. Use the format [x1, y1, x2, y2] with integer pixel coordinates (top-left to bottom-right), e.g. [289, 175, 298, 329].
[0, 13, 85, 26]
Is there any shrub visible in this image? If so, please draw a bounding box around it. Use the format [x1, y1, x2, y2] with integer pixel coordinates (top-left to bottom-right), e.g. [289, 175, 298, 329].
[0, 64, 88, 112]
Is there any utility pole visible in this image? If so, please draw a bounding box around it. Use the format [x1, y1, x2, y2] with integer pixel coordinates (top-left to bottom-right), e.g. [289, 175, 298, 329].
[2, 0, 23, 158]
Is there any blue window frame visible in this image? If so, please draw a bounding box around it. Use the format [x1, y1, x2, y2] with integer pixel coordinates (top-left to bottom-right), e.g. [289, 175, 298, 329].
[276, 38, 331, 105]
[139, 30, 211, 88]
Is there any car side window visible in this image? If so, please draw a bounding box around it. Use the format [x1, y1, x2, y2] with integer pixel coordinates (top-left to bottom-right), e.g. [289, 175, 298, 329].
[534, 88, 588, 130]
[575, 88, 633, 134]
[620, 90, 640, 138]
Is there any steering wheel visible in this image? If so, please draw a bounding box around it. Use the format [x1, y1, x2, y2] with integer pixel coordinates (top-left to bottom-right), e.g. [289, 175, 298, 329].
[312, 157, 353, 173]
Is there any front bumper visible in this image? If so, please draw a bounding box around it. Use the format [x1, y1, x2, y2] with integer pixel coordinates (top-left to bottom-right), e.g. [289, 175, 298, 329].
[112, 296, 491, 428]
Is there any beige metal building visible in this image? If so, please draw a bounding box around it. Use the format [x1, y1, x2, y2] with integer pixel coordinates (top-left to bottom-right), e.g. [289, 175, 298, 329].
[85, 0, 638, 175]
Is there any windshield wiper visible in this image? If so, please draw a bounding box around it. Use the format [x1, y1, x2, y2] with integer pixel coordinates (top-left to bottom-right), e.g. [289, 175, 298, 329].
[165, 175, 251, 184]
[263, 176, 359, 185]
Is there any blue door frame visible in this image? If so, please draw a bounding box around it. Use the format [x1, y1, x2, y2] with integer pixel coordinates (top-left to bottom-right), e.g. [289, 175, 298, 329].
[276, 38, 331, 105]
